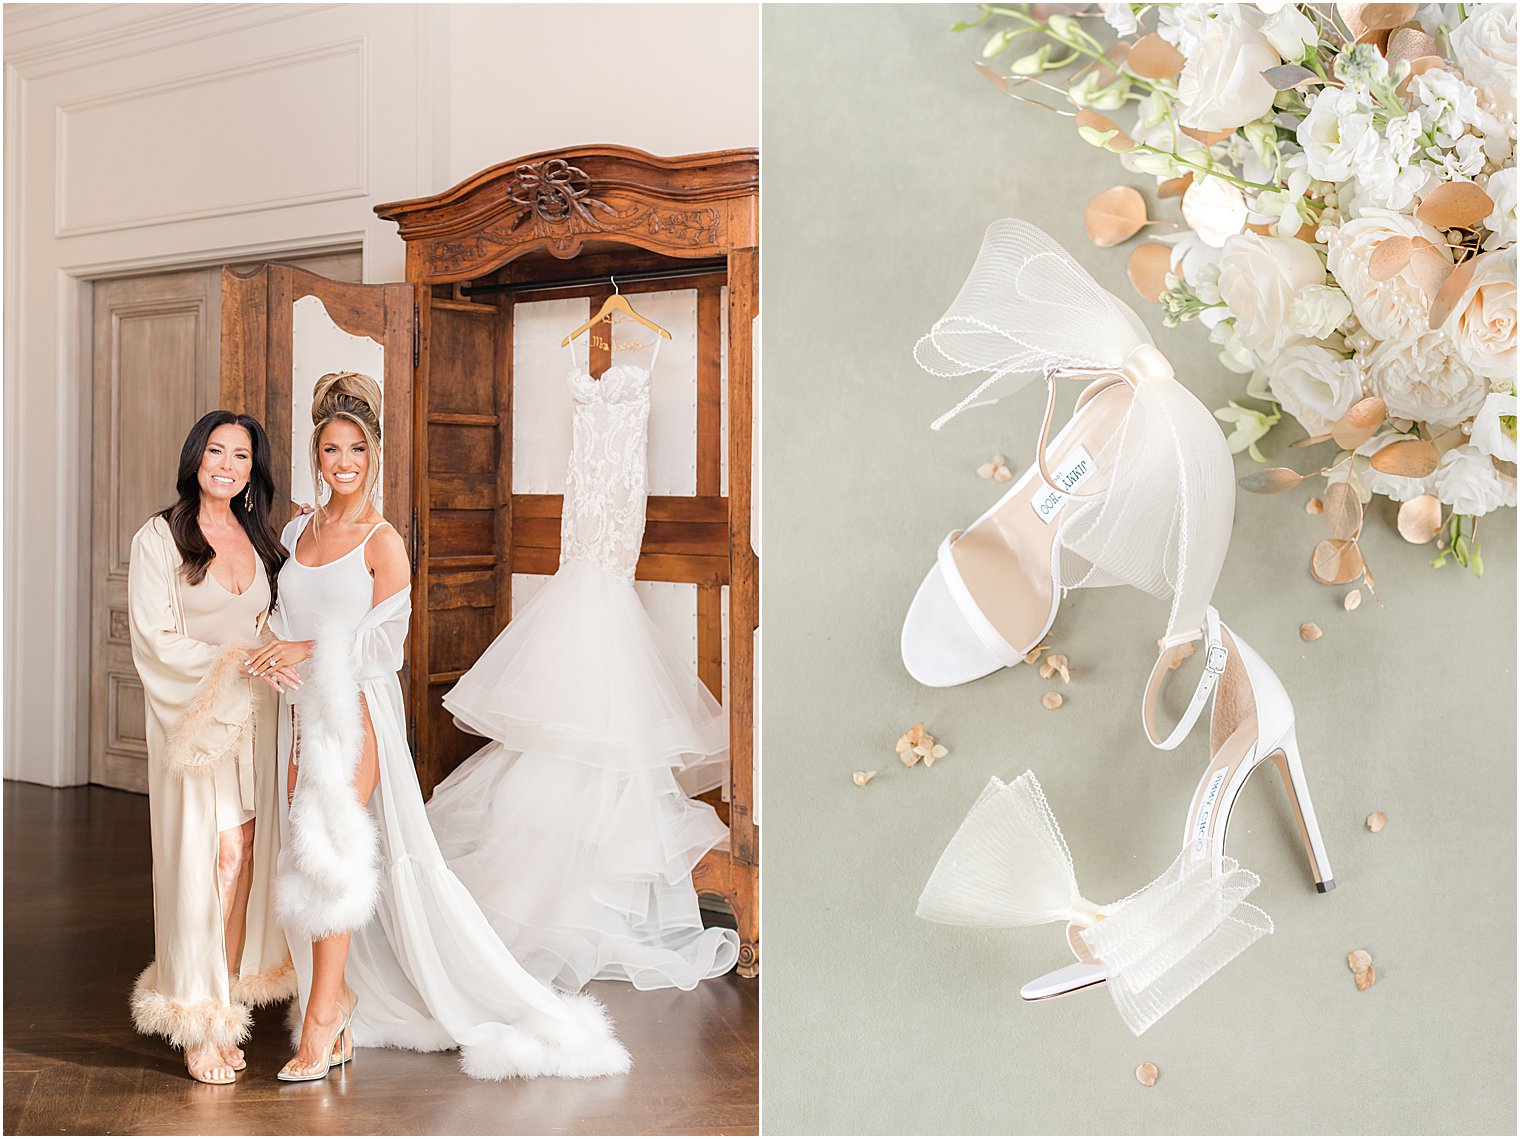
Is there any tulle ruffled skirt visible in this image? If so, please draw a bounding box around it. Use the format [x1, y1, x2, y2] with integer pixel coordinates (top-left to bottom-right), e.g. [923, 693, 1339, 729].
[428, 557, 739, 992]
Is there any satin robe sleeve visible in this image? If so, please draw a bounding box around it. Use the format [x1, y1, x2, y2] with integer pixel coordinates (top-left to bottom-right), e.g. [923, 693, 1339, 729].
[127, 516, 259, 774]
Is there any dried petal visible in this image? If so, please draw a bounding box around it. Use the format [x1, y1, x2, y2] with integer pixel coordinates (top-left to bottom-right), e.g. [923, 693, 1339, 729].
[1305, 497, 1324, 515]
[1347, 949, 1373, 973]
[1128, 242, 1174, 302]
[1262, 63, 1320, 90]
[1355, 964, 1377, 990]
[901, 749, 921, 768]
[1164, 641, 1195, 670]
[1135, 1061, 1159, 1087]
[977, 461, 997, 479]
[1407, 236, 1454, 296]
[1047, 653, 1071, 684]
[1300, 622, 1323, 642]
[1311, 538, 1366, 585]
[1416, 180, 1495, 230]
[1370, 438, 1440, 477]
[1322, 482, 1365, 541]
[1085, 186, 1149, 247]
[1331, 396, 1389, 450]
[1127, 33, 1185, 79]
[1366, 811, 1387, 832]
[1239, 467, 1305, 494]
[930, 744, 948, 759]
[1039, 658, 1057, 679]
[1023, 643, 1050, 665]
[1397, 494, 1443, 543]
[1041, 691, 1064, 710]
[1157, 174, 1192, 199]
[852, 770, 876, 786]
[1344, 588, 1362, 611]
[972, 59, 1009, 94]
[993, 465, 1013, 483]
[1429, 256, 1477, 329]
[1368, 235, 1414, 281]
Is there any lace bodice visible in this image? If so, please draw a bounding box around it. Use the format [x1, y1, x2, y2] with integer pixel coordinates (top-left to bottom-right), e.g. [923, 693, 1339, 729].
[560, 351, 655, 580]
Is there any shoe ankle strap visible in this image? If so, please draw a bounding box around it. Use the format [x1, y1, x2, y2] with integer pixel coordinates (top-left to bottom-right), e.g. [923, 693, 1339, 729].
[1141, 607, 1227, 750]
[1033, 362, 1128, 501]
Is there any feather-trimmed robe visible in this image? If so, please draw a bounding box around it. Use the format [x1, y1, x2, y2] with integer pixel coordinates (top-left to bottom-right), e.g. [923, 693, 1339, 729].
[126, 515, 295, 1051]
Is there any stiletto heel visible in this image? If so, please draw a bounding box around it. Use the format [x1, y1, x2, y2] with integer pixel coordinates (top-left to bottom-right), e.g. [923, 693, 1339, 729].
[1267, 728, 1335, 893]
[278, 995, 355, 1082]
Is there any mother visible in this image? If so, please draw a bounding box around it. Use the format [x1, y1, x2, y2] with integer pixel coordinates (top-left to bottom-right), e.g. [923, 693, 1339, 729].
[127, 411, 298, 1083]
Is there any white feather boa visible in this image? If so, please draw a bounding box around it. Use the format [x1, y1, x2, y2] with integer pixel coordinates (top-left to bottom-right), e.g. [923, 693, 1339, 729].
[275, 618, 381, 941]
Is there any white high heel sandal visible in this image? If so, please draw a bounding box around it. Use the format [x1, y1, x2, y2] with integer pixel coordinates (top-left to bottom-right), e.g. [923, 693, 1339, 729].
[901, 220, 1236, 755]
[917, 607, 1335, 1035]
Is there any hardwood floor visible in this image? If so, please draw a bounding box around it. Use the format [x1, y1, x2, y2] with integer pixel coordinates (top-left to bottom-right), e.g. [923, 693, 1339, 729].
[2, 782, 758, 1135]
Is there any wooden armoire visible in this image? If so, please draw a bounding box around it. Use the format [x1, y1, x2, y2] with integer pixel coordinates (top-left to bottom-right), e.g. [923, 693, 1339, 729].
[221, 145, 760, 976]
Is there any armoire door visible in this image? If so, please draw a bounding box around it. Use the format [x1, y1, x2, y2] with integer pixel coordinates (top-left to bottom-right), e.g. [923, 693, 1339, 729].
[219, 264, 416, 703]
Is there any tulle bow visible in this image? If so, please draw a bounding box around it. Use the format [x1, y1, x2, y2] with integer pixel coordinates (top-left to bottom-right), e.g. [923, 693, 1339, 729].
[917, 771, 1273, 1036]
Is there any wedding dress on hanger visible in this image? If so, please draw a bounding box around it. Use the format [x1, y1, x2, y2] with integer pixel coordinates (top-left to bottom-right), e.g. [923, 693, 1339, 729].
[426, 332, 740, 992]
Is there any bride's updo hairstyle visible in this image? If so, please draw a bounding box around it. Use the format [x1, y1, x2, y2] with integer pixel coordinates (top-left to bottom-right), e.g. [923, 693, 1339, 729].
[310, 370, 383, 525]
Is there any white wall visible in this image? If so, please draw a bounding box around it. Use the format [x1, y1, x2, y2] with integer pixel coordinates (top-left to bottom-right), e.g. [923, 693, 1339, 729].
[3, 2, 760, 786]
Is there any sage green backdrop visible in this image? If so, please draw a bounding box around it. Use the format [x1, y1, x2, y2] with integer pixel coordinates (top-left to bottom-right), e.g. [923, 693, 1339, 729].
[758, 5, 1517, 1135]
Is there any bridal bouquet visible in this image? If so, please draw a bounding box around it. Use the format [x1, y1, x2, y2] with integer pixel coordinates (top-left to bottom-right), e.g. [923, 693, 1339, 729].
[963, 3, 1516, 579]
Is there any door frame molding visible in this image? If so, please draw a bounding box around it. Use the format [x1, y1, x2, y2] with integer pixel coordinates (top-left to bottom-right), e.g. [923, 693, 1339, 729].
[71, 232, 366, 788]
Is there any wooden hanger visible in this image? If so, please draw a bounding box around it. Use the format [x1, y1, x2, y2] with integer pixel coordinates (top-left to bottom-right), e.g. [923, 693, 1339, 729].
[559, 276, 672, 347]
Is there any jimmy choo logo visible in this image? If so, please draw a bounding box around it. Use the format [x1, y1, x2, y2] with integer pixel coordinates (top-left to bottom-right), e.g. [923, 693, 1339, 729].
[1192, 768, 1228, 851]
[1032, 445, 1098, 524]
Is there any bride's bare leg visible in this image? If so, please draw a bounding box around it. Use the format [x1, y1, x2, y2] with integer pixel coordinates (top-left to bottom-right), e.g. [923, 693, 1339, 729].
[280, 694, 379, 1078]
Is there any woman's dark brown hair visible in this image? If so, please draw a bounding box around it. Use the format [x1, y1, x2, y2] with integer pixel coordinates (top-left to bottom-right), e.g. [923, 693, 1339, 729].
[158, 411, 287, 603]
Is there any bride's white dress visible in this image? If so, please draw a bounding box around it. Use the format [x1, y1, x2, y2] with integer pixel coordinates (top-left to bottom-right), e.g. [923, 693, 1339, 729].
[272, 515, 629, 1080]
[426, 340, 741, 992]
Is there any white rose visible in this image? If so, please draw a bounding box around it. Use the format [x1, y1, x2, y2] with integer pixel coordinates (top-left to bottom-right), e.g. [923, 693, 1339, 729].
[1356, 427, 1436, 501]
[1288, 285, 1354, 339]
[1327, 209, 1452, 342]
[1298, 88, 1378, 183]
[1266, 340, 1362, 434]
[1366, 331, 1488, 426]
[1261, 3, 1316, 61]
[1442, 248, 1517, 380]
[1176, 7, 1280, 131]
[1470, 391, 1518, 464]
[1483, 166, 1517, 251]
[1433, 442, 1513, 514]
[1218, 233, 1326, 359]
[1450, 4, 1518, 118]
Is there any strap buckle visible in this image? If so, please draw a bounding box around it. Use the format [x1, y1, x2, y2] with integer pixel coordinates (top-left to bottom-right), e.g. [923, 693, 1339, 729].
[1203, 643, 1228, 676]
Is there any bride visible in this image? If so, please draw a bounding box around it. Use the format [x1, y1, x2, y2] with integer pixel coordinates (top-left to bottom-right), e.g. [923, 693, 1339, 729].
[242, 370, 629, 1081]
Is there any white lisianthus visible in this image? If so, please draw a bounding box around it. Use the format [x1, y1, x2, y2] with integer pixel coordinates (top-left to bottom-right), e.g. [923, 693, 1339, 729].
[1366, 331, 1488, 426]
[1470, 391, 1518, 464]
[1265, 340, 1362, 434]
[1450, 3, 1518, 118]
[1288, 284, 1354, 339]
[1157, 4, 1211, 57]
[1356, 427, 1436, 502]
[1217, 232, 1326, 360]
[1100, 3, 1139, 37]
[1210, 320, 1260, 374]
[1261, 3, 1317, 62]
[1298, 88, 1378, 183]
[1442, 248, 1518, 381]
[1327, 210, 1452, 342]
[1175, 6, 1280, 131]
[1433, 443, 1514, 514]
[1483, 166, 1517, 250]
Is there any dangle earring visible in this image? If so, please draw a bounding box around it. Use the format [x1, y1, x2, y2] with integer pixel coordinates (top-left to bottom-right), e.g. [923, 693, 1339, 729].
[317, 476, 329, 505]
[244, 484, 253, 513]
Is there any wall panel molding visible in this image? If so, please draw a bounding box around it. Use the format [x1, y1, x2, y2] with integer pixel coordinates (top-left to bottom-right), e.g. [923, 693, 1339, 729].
[56, 38, 369, 237]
